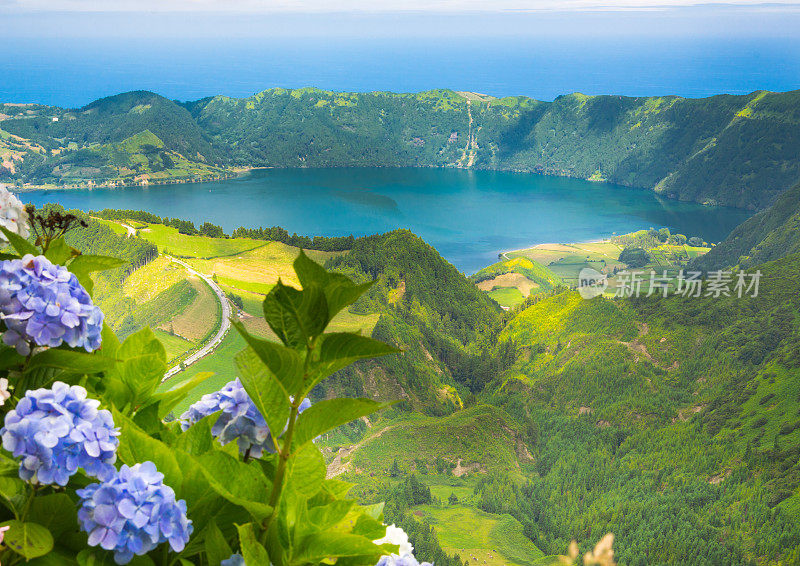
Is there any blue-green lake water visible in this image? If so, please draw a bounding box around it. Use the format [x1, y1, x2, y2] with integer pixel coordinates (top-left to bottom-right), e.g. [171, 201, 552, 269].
[21, 168, 751, 273]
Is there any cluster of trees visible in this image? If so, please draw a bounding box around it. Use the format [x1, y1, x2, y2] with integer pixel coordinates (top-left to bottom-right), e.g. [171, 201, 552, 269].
[231, 226, 356, 251]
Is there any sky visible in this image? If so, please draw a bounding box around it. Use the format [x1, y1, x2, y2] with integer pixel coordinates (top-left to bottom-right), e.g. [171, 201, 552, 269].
[3, 0, 800, 11]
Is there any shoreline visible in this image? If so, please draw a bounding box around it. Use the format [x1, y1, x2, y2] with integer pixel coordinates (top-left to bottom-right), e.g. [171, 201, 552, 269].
[7, 168, 249, 193]
[2, 166, 751, 211]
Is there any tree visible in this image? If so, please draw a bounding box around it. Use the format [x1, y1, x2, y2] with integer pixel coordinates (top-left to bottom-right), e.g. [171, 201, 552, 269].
[448, 492, 459, 505]
[390, 459, 403, 478]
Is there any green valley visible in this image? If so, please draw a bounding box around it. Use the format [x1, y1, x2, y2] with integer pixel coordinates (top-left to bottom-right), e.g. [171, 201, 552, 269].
[47, 182, 800, 564]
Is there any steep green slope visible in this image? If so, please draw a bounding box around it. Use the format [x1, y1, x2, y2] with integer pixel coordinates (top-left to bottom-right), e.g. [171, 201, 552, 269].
[318, 229, 507, 411]
[187, 87, 800, 209]
[693, 181, 800, 271]
[0, 92, 228, 186]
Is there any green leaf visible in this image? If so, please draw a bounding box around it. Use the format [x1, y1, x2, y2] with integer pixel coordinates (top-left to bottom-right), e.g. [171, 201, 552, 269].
[43, 237, 74, 265]
[174, 412, 218, 456]
[294, 251, 373, 319]
[115, 410, 184, 493]
[237, 523, 272, 565]
[69, 254, 127, 277]
[196, 450, 274, 521]
[307, 500, 355, 531]
[293, 398, 393, 447]
[0, 227, 37, 256]
[28, 493, 77, 540]
[106, 327, 167, 409]
[25, 349, 116, 374]
[232, 320, 304, 393]
[295, 531, 386, 564]
[77, 549, 155, 566]
[314, 333, 399, 383]
[68, 254, 126, 295]
[203, 518, 233, 566]
[152, 371, 213, 420]
[285, 442, 326, 499]
[27, 546, 80, 565]
[262, 279, 328, 349]
[235, 348, 291, 449]
[0, 520, 54, 559]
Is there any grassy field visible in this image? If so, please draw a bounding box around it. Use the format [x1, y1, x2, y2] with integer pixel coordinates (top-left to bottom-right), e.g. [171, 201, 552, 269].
[506, 241, 625, 286]
[504, 237, 712, 292]
[487, 287, 526, 308]
[412, 505, 545, 566]
[138, 224, 266, 258]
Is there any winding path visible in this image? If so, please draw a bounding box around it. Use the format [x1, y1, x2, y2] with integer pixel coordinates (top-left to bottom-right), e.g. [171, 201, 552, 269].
[162, 256, 231, 381]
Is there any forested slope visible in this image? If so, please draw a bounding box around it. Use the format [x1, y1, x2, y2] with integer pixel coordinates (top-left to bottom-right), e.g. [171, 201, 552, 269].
[693, 181, 800, 271]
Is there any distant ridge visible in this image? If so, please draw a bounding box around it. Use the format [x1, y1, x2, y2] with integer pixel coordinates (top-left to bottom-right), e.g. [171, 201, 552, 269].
[3, 87, 800, 209]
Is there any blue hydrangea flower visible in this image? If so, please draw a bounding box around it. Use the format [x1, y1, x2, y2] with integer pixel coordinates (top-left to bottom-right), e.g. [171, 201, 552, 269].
[179, 378, 311, 458]
[377, 555, 433, 566]
[0, 381, 119, 486]
[77, 461, 193, 565]
[221, 554, 246, 566]
[0, 254, 103, 355]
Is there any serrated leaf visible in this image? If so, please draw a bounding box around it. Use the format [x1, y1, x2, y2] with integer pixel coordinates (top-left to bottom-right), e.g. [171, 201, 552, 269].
[235, 347, 291, 449]
[263, 280, 328, 349]
[232, 320, 304, 393]
[28, 493, 77, 540]
[69, 254, 126, 277]
[293, 398, 393, 447]
[293, 251, 373, 319]
[314, 333, 399, 383]
[1, 520, 54, 559]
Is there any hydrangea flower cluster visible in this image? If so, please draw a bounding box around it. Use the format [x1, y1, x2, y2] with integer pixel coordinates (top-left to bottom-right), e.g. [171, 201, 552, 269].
[221, 554, 246, 566]
[374, 525, 432, 566]
[0, 185, 30, 243]
[179, 378, 311, 458]
[0, 382, 119, 486]
[0, 254, 103, 355]
[77, 462, 193, 565]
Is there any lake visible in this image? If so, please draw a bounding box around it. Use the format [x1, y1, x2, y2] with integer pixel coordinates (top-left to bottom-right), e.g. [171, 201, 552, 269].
[20, 168, 751, 273]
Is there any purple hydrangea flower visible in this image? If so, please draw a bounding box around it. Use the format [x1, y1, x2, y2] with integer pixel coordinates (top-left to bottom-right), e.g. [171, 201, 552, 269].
[179, 378, 311, 458]
[0, 254, 104, 355]
[77, 461, 193, 565]
[0, 381, 119, 486]
[221, 554, 246, 566]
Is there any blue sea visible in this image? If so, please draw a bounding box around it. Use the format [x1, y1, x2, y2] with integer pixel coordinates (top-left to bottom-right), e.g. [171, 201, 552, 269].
[1, 36, 799, 107]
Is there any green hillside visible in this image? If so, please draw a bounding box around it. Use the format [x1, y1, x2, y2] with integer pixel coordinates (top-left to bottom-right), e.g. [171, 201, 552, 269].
[693, 181, 800, 271]
[4, 88, 800, 207]
[0, 92, 229, 187]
